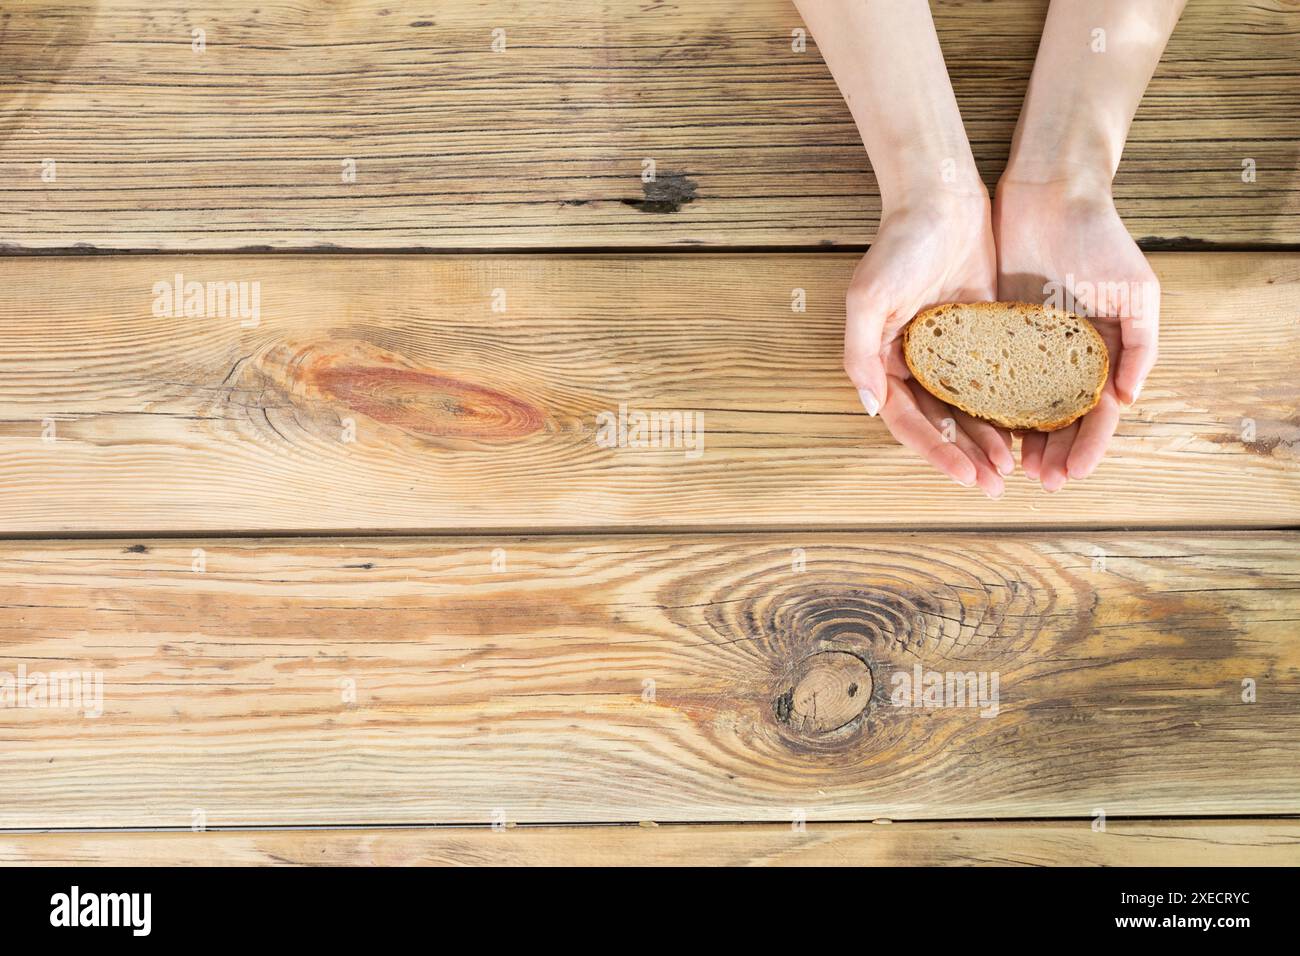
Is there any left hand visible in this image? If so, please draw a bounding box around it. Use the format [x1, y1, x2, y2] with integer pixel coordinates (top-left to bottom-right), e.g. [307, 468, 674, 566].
[993, 178, 1160, 492]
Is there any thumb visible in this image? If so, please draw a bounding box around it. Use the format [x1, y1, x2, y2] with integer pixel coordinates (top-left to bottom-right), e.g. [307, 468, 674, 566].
[844, 287, 891, 416]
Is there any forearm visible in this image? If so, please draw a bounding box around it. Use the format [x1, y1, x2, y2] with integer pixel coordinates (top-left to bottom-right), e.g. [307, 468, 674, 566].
[794, 0, 983, 211]
[1004, 0, 1186, 189]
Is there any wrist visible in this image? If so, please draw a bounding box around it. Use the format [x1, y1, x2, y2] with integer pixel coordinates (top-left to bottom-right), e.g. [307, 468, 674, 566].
[994, 174, 1113, 217]
[877, 153, 989, 219]
[880, 186, 991, 241]
[999, 155, 1115, 197]
[1000, 109, 1121, 193]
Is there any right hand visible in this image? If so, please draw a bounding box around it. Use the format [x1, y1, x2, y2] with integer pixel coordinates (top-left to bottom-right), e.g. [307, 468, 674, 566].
[994, 178, 1159, 492]
[845, 192, 1014, 498]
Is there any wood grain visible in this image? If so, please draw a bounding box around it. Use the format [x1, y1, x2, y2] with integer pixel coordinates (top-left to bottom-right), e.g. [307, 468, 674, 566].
[0, 252, 1296, 533]
[0, 532, 1296, 827]
[2, 820, 1297, 866]
[0, 0, 1295, 251]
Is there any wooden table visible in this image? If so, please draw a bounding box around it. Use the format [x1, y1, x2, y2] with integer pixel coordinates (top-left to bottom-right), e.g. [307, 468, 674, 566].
[0, 0, 1297, 866]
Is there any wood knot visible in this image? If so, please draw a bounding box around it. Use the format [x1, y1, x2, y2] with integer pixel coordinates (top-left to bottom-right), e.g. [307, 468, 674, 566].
[775, 651, 873, 735]
[659, 545, 1048, 761]
[246, 340, 546, 443]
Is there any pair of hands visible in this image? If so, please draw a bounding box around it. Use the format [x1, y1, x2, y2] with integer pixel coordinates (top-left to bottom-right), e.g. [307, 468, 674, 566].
[846, 180, 1159, 497]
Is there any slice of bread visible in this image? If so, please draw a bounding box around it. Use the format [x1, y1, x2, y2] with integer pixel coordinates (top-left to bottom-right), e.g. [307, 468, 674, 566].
[902, 302, 1108, 432]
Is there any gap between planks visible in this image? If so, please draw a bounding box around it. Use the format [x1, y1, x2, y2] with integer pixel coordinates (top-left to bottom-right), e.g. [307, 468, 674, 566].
[6, 243, 1300, 258]
[4, 522, 1300, 542]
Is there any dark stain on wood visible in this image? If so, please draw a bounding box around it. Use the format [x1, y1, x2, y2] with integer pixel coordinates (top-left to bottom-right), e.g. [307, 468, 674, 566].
[0, 1, 97, 146]
[1208, 415, 1300, 458]
[623, 172, 698, 214]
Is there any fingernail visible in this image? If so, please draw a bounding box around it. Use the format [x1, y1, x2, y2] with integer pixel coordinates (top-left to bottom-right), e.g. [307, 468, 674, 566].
[857, 388, 880, 417]
[1132, 384, 1143, 403]
[986, 486, 1004, 500]
[997, 460, 1013, 476]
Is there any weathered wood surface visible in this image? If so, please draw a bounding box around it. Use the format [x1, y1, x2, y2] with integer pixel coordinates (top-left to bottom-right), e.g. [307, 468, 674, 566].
[3, 820, 1297, 867]
[1, 253, 1296, 533]
[0, 532, 1296, 827]
[0, 0, 1295, 251]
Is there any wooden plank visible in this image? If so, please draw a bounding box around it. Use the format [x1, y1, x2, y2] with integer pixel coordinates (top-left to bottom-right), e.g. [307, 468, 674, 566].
[1, 253, 1296, 532]
[0, 0, 1295, 251]
[0, 532, 1296, 827]
[2, 820, 1297, 866]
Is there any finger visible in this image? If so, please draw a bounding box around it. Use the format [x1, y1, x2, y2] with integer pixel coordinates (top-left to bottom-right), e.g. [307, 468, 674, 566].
[1020, 431, 1047, 481]
[954, 409, 1015, 477]
[911, 384, 1005, 498]
[1066, 390, 1122, 480]
[1039, 423, 1078, 493]
[879, 374, 978, 488]
[1114, 273, 1159, 405]
[845, 285, 892, 416]
[953, 280, 999, 304]
[881, 336, 911, 380]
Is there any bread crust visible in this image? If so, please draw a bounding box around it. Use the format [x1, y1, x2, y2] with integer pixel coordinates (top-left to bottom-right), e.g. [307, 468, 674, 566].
[902, 301, 1109, 432]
